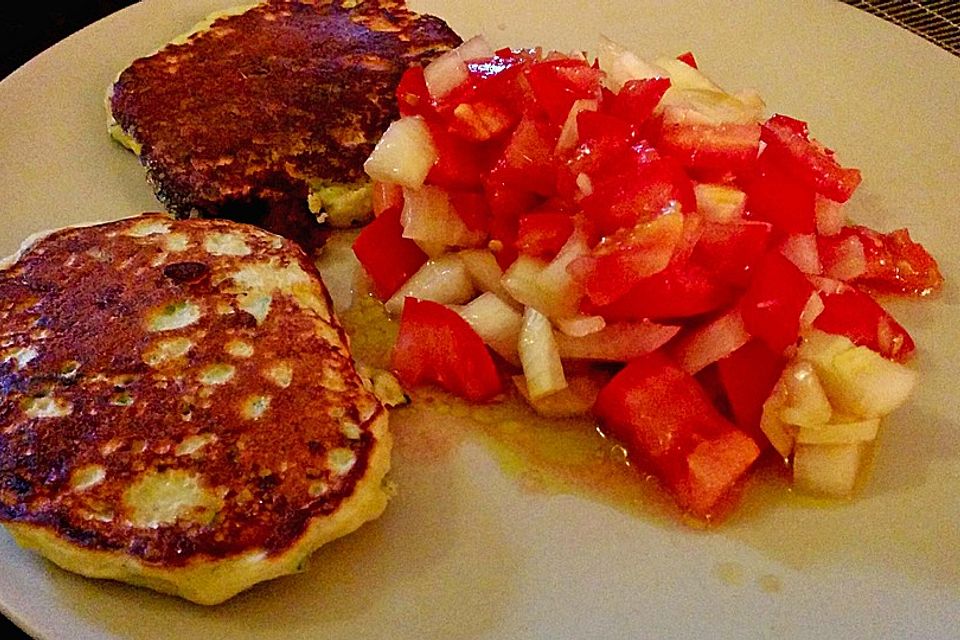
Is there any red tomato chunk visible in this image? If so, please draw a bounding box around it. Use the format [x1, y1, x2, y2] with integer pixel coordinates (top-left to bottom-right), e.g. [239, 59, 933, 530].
[594, 352, 760, 518]
[392, 298, 503, 403]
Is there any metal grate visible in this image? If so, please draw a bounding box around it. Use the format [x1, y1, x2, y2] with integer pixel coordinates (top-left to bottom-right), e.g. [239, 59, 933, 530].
[841, 0, 960, 57]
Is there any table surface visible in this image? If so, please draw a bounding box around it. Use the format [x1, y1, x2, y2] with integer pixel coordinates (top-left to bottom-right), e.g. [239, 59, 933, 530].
[0, 0, 956, 638]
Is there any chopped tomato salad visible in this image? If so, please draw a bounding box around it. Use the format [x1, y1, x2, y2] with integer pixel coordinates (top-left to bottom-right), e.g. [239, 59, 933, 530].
[355, 35, 943, 520]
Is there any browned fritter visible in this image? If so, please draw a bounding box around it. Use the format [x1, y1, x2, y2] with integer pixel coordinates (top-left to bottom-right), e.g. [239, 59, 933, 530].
[0, 214, 385, 569]
[108, 0, 461, 250]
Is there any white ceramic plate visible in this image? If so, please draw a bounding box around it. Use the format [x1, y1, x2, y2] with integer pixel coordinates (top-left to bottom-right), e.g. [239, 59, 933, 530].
[1, 1, 958, 638]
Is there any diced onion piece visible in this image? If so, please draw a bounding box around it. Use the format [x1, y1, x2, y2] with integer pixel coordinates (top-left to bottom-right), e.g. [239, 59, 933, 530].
[815, 195, 846, 236]
[778, 361, 833, 427]
[760, 379, 797, 459]
[423, 48, 469, 100]
[781, 234, 822, 275]
[401, 185, 484, 250]
[456, 292, 523, 365]
[454, 34, 495, 61]
[799, 330, 917, 419]
[512, 372, 603, 418]
[556, 321, 680, 361]
[596, 36, 665, 91]
[502, 255, 552, 313]
[796, 417, 880, 445]
[799, 291, 825, 328]
[670, 308, 749, 374]
[542, 229, 591, 286]
[503, 231, 588, 320]
[423, 35, 494, 101]
[556, 99, 598, 153]
[660, 89, 763, 126]
[694, 183, 746, 222]
[823, 345, 916, 419]
[458, 249, 515, 303]
[793, 442, 865, 497]
[518, 307, 567, 399]
[823, 235, 867, 281]
[654, 56, 723, 92]
[576, 173, 593, 197]
[413, 239, 447, 259]
[555, 315, 606, 338]
[364, 116, 437, 188]
[385, 254, 474, 315]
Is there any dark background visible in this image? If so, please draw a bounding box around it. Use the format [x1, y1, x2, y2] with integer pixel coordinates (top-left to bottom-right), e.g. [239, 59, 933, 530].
[1, 2, 138, 80]
[0, 8, 142, 640]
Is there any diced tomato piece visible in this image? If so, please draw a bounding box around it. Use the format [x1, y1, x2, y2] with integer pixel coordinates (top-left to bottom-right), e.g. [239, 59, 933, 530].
[739, 251, 815, 353]
[392, 298, 503, 402]
[448, 190, 491, 235]
[396, 66, 435, 119]
[745, 150, 817, 235]
[594, 351, 760, 517]
[820, 225, 943, 297]
[488, 116, 558, 196]
[425, 122, 485, 190]
[658, 122, 760, 174]
[371, 181, 403, 217]
[516, 212, 574, 258]
[716, 339, 785, 447]
[352, 207, 428, 300]
[467, 48, 537, 89]
[556, 134, 634, 199]
[525, 58, 603, 125]
[582, 148, 695, 235]
[578, 210, 684, 306]
[691, 220, 773, 287]
[576, 110, 634, 145]
[760, 114, 862, 202]
[586, 262, 733, 321]
[676, 51, 698, 68]
[608, 77, 671, 128]
[812, 282, 916, 362]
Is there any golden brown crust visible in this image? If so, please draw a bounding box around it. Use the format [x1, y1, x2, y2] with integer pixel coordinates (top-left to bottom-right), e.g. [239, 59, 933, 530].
[108, 0, 461, 248]
[0, 214, 386, 572]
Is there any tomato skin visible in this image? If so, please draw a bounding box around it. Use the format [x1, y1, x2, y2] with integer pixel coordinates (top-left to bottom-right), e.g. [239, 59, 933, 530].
[739, 251, 815, 353]
[745, 150, 817, 235]
[576, 110, 634, 145]
[608, 77, 671, 127]
[392, 298, 503, 402]
[812, 283, 916, 362]
[396, 66, 435, 119]
[594, 351, 760, 517]
[716, 339, 785, 447]
[524, 58, 602, 125]
[586, 261, 733, 321]
[658, 122, 760, 175]
[759, 114, 862, 203]
[676, 51, 698, 68]
[352, 207, 428, 300]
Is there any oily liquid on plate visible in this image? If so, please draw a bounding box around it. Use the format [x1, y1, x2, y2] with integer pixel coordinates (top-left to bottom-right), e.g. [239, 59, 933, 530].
[342, 275, 722, 529]
[324, 232, 953, 594]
